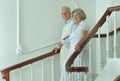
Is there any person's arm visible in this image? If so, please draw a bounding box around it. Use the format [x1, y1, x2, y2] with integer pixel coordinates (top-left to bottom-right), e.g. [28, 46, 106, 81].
[56, 35, 70, 49]
[75, 30, 88, 53]
[53, 42, 61, 53]
[60, 35, 70, 45]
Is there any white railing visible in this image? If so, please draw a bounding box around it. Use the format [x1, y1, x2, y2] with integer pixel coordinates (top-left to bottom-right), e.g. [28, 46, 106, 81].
[9, 54, 60, 81]
[106, 16, 110, 61]
[113, 11, 117, 58]
[91, 10, 120, 81]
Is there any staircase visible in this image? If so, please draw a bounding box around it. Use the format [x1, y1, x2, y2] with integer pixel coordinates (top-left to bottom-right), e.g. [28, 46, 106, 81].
[0, 6, 120, 81]
[95, 59, 120, 81]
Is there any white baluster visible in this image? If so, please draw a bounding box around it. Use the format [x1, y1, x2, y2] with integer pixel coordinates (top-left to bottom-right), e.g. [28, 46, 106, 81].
[77, 72, 81, 81]
[109, 35, 113, 58]
[41, 61, 44, 81]
[88, 40, 92, 81]
[71, 72, 74, 81]
[30, 64, 33, 81]
[118, 32, 120, 56]
[80, 54, 82, 81]
[106, 16, 110, 61]
[113, 11, 117, 58]
[52, 56, 54, 81]
[97, 28, 102, 73]
[66, 72, 69, 81]
[77, 72, 80, 81]
[84, 72, 87, 81]
[19, 68, 22, 81]
[68, 72, 71, 81]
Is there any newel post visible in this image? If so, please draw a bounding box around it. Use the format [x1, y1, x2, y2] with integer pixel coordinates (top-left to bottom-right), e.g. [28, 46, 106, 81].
[1, 71, 9, 81]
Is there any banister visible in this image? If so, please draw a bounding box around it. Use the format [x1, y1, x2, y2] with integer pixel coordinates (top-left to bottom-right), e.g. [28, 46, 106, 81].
[1, 72, 9, 81]
[108, 5, 120, 12]
[92, 27, 120, 38]
[66, 5, 120, 72]
[0, 49, 60, 81]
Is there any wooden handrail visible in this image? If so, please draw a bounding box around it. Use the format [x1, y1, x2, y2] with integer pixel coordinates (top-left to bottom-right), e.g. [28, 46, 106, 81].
[66, 5, 120, 72]
[0, 49, 60, 81]
[92, 27, 120, 38]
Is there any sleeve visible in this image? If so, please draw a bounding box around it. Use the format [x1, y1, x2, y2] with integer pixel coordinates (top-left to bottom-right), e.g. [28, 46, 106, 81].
[70, 22, 76, 33]
[60, 37, 70, 45]
[79, 21, 89, 31]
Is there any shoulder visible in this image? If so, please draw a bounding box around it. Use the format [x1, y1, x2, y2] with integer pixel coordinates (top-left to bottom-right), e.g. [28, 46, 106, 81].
[79, 20, 89, 31]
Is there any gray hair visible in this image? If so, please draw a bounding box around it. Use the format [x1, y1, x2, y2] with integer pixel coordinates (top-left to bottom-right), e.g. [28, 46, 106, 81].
[62, 6, 71, 13]
[72, 8, 86, 20]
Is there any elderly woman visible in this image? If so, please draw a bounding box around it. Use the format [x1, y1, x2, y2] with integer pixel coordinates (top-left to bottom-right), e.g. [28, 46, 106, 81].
[60, 8, 89, 81]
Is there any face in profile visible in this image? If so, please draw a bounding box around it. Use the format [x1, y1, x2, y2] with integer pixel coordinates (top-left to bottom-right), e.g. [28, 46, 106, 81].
[61, 9, 71, 22]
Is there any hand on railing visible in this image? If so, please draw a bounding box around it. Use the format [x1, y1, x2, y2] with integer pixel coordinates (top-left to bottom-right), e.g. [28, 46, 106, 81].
[75, 44, 82, 53]
[52, 47, 60, 54]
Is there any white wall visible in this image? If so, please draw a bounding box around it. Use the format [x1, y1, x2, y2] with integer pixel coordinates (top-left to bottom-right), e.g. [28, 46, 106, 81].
[0, 0, 96, 81]
[0, 0, 18, 71]
[77, 0, 96, 30]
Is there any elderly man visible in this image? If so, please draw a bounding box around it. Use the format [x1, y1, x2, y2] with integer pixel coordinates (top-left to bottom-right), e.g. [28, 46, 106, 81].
[53, 6, 74, 71]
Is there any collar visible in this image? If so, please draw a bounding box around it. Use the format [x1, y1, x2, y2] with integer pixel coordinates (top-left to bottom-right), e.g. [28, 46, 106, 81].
[64, 18, 71, 24]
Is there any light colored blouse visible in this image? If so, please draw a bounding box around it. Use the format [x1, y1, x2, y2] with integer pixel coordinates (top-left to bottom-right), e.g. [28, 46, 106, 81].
[68, 20, 89, 55]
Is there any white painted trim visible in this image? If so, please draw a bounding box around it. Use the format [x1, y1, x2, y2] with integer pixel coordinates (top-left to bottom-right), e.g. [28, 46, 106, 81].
[16, 0, 22, 54]
[21, 41, 58, 54]
[16, 0, 58, 55]
[106, 16, 110, 61]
